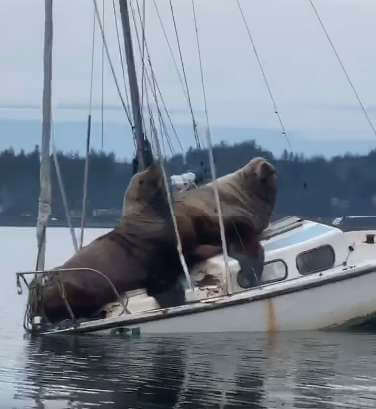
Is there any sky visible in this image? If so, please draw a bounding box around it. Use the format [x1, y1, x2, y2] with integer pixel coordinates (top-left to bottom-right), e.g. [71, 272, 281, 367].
[1, 0, 376, 158]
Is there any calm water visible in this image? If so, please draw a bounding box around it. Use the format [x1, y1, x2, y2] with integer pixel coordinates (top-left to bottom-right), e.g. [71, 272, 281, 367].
[1, 228, 376, 408]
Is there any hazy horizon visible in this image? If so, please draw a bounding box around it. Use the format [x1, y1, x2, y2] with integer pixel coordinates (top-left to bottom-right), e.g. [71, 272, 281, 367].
[2, 0, 376, 158]
[1, 116, 375, 161]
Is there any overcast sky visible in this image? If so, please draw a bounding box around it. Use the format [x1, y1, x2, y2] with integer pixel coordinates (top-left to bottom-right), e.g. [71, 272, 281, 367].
[1, 0, 376, 157]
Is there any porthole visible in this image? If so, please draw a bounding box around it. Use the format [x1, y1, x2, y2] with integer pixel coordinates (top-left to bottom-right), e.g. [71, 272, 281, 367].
[296, 245, 335, 275]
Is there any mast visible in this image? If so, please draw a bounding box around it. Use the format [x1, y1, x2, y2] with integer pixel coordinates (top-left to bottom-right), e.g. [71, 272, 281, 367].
[36, 0, 53, 271]
[118, 0, 148, 170]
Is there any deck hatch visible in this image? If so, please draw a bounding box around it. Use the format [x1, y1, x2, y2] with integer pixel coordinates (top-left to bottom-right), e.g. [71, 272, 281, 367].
[264, 223, 334, 251]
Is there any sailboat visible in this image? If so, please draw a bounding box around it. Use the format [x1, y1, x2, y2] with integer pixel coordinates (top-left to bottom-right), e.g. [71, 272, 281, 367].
[15, 0, 376, 335]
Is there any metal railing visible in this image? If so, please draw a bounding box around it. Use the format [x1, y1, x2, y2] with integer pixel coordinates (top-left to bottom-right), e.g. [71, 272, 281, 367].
[16, 267, 130, 332]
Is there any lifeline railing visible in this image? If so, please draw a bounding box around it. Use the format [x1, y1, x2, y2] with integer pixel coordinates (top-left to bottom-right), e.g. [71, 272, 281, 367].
[16, 267, 130, 333]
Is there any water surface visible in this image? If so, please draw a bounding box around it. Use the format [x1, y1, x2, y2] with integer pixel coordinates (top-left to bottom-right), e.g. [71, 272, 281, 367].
[1, 227, 376, 408]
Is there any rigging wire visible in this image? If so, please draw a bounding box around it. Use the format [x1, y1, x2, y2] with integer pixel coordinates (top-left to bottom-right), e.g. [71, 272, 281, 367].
[140, 0, 146, 109]
[92, 0, 134, 133]
[132, 0, 184, 154]
[51, 135, 79, 253]
[112, 0, 131, 113]
[133, 0, 149, 142]
[142, 49, 175, 156]
[150, 127, 193, 292]
[152, 0, 190, 108]
[101, 0, 105, 150]
[129, 4, 185, 274]
[88, 9, 96, 119]
[129, 0, 156, 148]
[147, 56, 184, 155]
[168, 0, 201, 149]
[191, 0, 209, 137]
[80, 6, 96, 249]
[144, 80, 158, 151]
[235, 0, 292, 152]
[130, 1, 183, 155]
[191, 0, 231, 294]
[308, 0, 376, 139]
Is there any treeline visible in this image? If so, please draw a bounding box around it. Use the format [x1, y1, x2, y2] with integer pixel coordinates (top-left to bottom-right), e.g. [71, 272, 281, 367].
[0, 141, 375, 219]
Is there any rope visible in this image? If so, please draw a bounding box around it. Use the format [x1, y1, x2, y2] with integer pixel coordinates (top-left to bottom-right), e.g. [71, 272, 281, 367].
[205, 130, 232, 294]
[191, 0, 231, 295]
[134, 0, 149, 143]
[139, 0, 147, 110]
[155, 90, 175, 156]
[101, 0, 105, 150]
[51, 136, 79, 253]
[168, 0, 201, 149]
[130, 1, 183, 155]
[112, 0, 131, 112]
[56, 273, 76, 322]
[134, 1, 184, 155]
[149, 66, 184, 155]
[130, 0, 163, 148]
[80, 6, 96, 249]
[92, 0, 134, 130]
[152, 139, 193, 291]
[128, 2, 190, 284]
[144, 67, 175, 156]
[308, 0, 376, 139]
[47, 13, 78, 255]
[152, 0, 190, 108]
[88, 9, 96, 116]
[236, 0, 292, 151]
[191, 1, 208, 125]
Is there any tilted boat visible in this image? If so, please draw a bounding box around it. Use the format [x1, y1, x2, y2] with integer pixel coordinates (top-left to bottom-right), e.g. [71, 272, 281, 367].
[17, 216, 376, 335]
[16, 2, 376, 336]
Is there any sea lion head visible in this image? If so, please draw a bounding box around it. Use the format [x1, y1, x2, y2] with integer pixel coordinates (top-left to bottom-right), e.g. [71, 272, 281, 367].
[241, 157, 277, 206]
[123, 162, 168, 216]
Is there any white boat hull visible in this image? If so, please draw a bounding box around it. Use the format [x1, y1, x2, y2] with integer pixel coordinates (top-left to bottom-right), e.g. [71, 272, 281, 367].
[44, 263, 376, 335]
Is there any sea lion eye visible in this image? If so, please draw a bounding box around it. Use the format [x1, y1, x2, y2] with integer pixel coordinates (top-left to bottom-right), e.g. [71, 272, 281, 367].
[139, 180, 144, 185]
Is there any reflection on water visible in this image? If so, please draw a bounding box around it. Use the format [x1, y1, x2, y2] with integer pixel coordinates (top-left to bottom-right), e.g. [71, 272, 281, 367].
[2, 332, 376, 408]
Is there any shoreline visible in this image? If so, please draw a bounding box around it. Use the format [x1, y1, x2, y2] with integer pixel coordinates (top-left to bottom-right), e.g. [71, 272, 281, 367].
[0, 216, 118, 229]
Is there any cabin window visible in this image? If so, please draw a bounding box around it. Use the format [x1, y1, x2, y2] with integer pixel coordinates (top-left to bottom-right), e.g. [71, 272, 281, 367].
[296, 245, 335, 275]
[261, 260, 287, 284]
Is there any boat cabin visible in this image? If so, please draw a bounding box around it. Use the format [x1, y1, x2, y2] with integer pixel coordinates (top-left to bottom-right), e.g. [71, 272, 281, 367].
[105, 216, 375, 316]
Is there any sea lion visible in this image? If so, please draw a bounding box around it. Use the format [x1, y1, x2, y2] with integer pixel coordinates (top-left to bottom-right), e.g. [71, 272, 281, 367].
[34, 157, 276, 324]
[175, 157, 276, 247]
[173, 156, 277, 287]
[123, 156, 277, 302]
[36, 163, 181, 323]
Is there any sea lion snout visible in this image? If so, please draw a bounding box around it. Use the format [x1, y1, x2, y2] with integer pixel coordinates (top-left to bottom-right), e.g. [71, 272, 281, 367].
[252, 157, 276, 179]
[258, 160, 277, 187]
[123, 162, 166, 214]
[259, 160, 277, 204]
[245, 157, 277, 205]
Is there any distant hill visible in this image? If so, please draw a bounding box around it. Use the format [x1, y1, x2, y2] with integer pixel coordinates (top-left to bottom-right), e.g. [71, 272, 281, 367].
[0, 140, 375, 223]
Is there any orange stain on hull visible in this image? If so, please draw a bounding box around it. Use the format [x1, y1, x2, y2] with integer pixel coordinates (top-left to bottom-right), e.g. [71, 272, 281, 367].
[267, 298, 278, 334]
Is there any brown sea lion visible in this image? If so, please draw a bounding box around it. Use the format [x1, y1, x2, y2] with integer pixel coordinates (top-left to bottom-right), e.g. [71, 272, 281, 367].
[35, 157, 276, 324]
[122, 156, 276, 304]
[37, 163, 181, 323]
[173, 156, 277, 287]
[175, 157, 276, 249]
